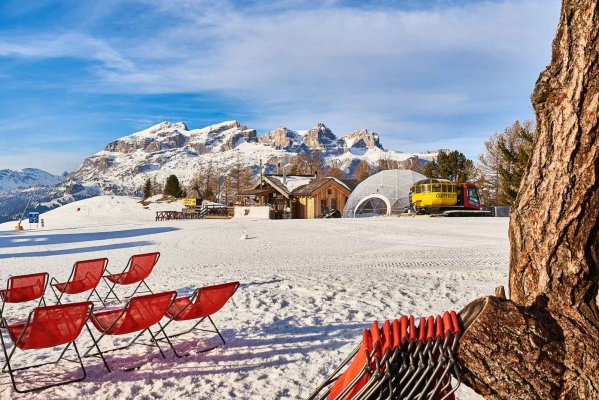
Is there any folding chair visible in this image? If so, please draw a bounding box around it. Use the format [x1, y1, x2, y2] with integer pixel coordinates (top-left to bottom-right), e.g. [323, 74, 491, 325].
[102, 252, 160, 302]
[0, 301, 92, 393]
[157, 281, 239, 357]
[308, 311, 462, 400]
[0, 272, 49, 321]
[84, 291, 177, 372]
[50, 258, 110, 306]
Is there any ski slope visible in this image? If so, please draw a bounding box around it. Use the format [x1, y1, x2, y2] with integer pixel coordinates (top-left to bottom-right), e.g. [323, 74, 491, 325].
[0, 196, 508, 399]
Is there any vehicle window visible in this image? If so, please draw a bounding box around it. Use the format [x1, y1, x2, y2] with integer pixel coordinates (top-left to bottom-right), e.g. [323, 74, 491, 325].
[467, 187, 480, 206]
[432, 184, 441, 192]
[423, 184, 431, 193]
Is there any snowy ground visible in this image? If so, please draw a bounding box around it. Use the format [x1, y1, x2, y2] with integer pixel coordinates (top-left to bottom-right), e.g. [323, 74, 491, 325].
[0, 196, 509, 399]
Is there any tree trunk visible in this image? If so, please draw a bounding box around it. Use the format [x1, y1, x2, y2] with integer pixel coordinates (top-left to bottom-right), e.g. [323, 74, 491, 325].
[457, 1, 599, 398]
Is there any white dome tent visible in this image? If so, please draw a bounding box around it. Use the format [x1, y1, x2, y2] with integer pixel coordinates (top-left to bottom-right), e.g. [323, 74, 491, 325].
[343, 169, 427, 217]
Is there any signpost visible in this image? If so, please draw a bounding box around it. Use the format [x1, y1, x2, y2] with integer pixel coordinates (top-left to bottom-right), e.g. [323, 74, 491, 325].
[28, 212, 39, 229]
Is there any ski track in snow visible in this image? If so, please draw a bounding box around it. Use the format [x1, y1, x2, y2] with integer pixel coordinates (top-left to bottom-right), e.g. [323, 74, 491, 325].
[0, 196, 508, 399]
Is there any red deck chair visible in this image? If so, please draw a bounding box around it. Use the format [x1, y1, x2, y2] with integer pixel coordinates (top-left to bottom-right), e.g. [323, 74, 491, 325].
[102, 252, 160, 303]
[158, 281, 239, 357]
[0, 272, 49, 321]
[84, 291, 177, 371]
[50, 258, 109, 306]
[0, 301, 93, 393]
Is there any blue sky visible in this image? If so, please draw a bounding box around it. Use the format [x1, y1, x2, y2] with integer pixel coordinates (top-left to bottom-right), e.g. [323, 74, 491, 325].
[0, 0, 560, 174]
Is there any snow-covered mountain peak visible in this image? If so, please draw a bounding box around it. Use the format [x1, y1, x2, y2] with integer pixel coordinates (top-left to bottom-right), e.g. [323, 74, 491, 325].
[68, 119, 437, 198]
[0, 168, 62, 193]
[343, 129, 383, 151]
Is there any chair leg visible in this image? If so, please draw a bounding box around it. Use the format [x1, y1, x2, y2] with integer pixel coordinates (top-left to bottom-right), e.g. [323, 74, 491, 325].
[102, 278, 121, 303]
[0, 328, 19, 391]
[84, 324, 110, 372]
[155, 317, 228, 355]
[146, 328, 166, 359]
[129, 280, 153, 298]
[87, 289, 106, 307]
[0, 333, 87, 394]
[208, 316, 225, 345]
[49, 284, 64, 305]
[154, 321, 184, 358]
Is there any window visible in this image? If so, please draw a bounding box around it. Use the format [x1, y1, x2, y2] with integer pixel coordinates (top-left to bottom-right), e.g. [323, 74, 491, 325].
[422, 184, 431, 193]
[331, 199, 337, 209]
[467, 187, 480, 206]
[327, 189, 333, 195]
[432, 184, 441, 192]
[321, 199, 327, 210]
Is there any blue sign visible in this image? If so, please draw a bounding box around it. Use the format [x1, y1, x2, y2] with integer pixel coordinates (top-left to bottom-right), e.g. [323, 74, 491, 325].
[28, 212, 39, 224]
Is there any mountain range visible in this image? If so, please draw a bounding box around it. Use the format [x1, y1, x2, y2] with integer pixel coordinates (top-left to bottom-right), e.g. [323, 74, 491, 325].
[0, 120, 437, 222]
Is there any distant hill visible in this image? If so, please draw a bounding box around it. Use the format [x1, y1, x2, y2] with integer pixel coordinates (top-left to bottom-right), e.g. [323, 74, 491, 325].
[0, 168, 61, 193]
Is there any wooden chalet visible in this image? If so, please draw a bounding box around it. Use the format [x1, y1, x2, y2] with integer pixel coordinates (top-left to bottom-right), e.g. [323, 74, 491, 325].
[237, 174, 358, 219]
[237, 174, 314, 219]
[291, 177, 358, 219]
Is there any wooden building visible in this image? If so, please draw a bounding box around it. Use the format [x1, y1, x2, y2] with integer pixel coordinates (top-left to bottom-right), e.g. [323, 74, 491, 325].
[237, 174, 314, 219]
[291, 177, 358, 219]
[237, 175, 358, 219]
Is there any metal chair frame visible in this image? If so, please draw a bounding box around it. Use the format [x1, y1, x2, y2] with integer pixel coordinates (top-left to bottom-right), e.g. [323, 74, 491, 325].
[102, 253, 160, 303]
[0, 303, 92, 393]
[309, 314, 462, 400]
[49, 258, 109, 307]
[0, 272, 49, 323]
[83, 291, 176, 372]
[155, 283, 239, 357]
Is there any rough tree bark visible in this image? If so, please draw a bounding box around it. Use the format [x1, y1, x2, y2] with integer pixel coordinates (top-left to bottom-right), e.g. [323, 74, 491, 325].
[456, 1, 599, 399]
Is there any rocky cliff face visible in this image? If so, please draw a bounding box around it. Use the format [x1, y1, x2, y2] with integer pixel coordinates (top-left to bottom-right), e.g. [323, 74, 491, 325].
[343, 129, 383, 151]
[68, 120, 434, 196]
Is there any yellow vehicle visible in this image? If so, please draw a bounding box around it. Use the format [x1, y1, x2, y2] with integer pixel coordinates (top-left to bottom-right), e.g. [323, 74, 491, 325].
[411, 178, 485, 215]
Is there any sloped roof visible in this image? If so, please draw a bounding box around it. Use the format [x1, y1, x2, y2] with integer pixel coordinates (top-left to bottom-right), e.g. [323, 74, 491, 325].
[291, 177, 358, 196]
[248, 174, 316, 198]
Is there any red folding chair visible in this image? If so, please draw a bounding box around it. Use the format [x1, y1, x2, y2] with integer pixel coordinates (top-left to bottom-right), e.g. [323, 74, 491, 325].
[0, 301, 93, 393]
[50, 258, 109, 306]
[158, 281, 239, 357]
[102, 252, 160, 303]
[0, 272, 49, 321]
[84, 291, 177, 371]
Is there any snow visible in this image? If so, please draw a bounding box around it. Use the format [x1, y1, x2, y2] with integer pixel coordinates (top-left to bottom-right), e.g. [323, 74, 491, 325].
[0, 196, 508, 399]
[279, 176, 314, 192]
[70, 120, 438, 198]
[0, 168, 62, 193]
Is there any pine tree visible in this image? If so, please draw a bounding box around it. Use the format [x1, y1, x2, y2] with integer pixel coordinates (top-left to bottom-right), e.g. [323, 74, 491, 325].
[143, 178, 152, 199]
[163, 174, 184, 198]
[423, 150, 474, 182]
[496, 120, 534, 205]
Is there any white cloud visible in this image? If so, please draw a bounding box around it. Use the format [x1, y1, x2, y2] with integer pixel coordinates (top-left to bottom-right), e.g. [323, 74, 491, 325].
[0, 0, 561, 159]
[0, 32, 133, 71]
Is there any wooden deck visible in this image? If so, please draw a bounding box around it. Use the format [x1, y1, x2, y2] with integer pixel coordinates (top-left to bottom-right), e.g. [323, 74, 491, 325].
[155, 205, 234, 221]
